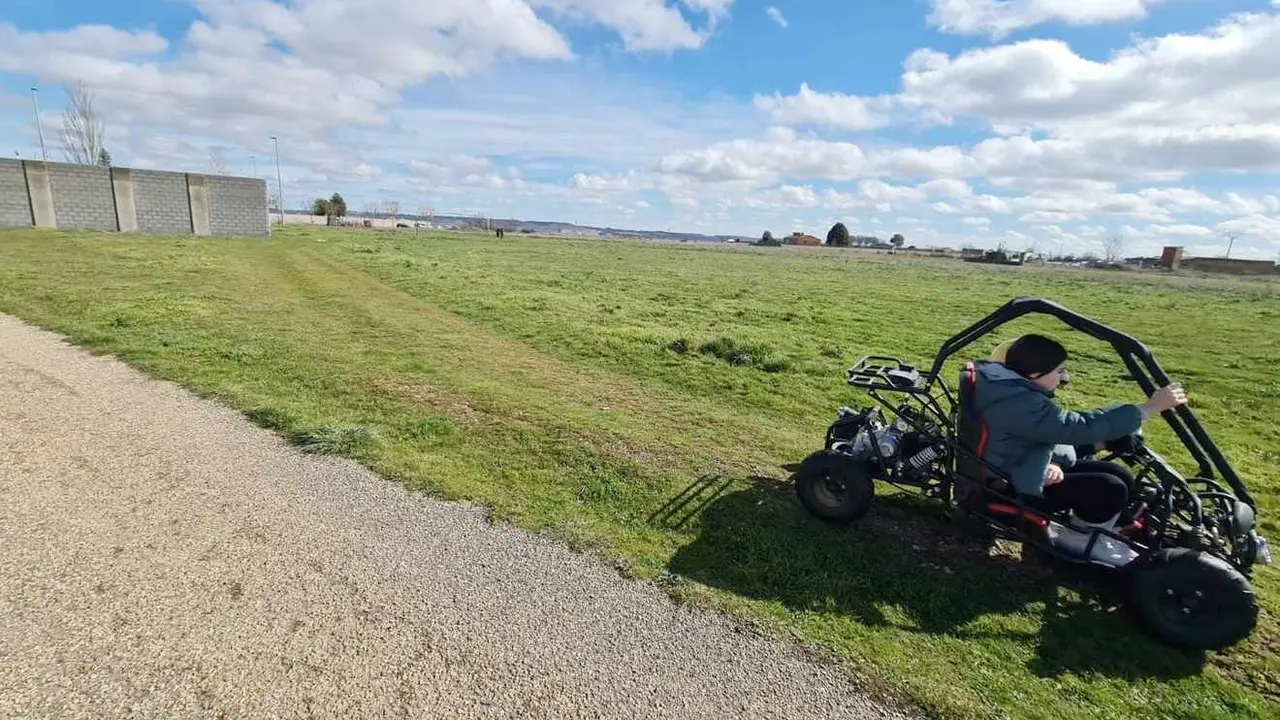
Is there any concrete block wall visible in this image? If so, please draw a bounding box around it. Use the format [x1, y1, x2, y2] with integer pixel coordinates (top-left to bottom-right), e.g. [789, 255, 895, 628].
[1181, 257, 1277, 276]
[0, 159, 269, 237]
[0, 159, 32, 227]
[206, 176, 271, 237]
[133, 169, 195, 234]
[48, 164, 118, 231]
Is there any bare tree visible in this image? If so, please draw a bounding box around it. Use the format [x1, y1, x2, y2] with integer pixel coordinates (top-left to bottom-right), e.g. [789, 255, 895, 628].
[59, 82, 107, 165]
[1103, 235, 1126, 264]
[384, 200, 400, 221]
[209, 148, 230, 175]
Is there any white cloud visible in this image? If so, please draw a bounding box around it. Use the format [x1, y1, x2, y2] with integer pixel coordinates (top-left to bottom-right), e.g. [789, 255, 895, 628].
[569, 170, 654, 193]
[658, 127, 868, 183]
[766, 6, 788, 29]
[823, 188, 875, 212]
[962, 216, 991, 227]
[0, 0, 741, 147]
[189, 0, 575, 84]
[754, 83, 893, 131]
[901, 12, 1280, 133]
[409, 155, 526, 191]
[658, 128, 989, 185]
[665, 121, 1280, 192]
[858, 180, 925, 207]
[1018, 210, 1085, 224]
[534, 0, 735, 51]
[1143, 223, 1216, 237]
[897, 8, 1280, 179]
[918, 179, 974, 199]
[927, 0, 1168, 39]
[735, 184, 821, 210]
[972, 194, 1012, 214]
[0, 24, 168, 59]
[682, 0, 737, 17]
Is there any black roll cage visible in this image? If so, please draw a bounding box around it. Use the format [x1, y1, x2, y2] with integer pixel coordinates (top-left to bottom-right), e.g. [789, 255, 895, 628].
[918, 297, 1254, 510]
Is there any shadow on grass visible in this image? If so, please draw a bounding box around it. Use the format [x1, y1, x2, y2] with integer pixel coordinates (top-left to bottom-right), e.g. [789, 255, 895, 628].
[665, 477, 1207, 682]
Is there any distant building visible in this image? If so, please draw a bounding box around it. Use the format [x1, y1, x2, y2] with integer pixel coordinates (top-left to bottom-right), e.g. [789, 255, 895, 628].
[1181, 257, 1276, 276]
[787, 232, 822, 246]
[1160, 245, 1275, 275]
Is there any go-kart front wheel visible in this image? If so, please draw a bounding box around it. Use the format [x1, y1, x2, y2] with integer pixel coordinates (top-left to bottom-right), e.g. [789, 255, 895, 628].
[1126, 548, 1259, 651]
[793, 451, 874, 524]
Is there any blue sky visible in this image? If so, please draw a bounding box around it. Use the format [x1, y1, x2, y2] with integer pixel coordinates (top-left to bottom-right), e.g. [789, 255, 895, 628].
[2, 0, 1279, 259]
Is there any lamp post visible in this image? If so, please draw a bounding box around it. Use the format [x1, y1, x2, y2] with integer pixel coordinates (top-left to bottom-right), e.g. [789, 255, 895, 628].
[270, 136, 284, 226]
[30, 87, 47, 162]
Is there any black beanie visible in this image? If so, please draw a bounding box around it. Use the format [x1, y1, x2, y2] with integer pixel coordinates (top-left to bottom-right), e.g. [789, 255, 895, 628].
[1004, 334, 1068, 378]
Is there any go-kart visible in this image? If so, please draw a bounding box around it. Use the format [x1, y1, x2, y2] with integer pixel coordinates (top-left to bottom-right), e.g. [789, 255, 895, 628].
[791, 297, 1271, 651]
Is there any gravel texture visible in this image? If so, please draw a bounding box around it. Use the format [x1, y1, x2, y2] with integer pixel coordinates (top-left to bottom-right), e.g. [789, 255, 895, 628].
[0, 313, 917, 719]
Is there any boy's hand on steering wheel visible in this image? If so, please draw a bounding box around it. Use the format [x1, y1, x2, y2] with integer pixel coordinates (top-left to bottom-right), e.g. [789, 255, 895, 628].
[1045, 464, 1065, 486]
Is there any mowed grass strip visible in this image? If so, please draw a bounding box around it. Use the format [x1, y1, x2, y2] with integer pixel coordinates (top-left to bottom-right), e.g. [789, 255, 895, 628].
[1, 226, 1277, 720]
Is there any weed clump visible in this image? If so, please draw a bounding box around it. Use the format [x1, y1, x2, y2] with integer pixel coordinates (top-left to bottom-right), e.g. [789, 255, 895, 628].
[407, 415, 457, 443]
[693, 336, 791, 372]
[289, 424, 382, 457]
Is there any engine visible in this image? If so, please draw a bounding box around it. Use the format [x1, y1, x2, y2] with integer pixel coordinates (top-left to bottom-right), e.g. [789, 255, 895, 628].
[830, 404, 945, 481]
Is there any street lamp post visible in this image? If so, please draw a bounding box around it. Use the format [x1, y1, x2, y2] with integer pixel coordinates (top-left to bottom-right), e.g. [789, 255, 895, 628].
[270, 136, 284, 226]
[30, 87, 47, 162]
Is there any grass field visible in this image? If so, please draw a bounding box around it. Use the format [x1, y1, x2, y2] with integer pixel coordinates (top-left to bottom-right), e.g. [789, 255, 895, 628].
[1, 225, 1277, 720]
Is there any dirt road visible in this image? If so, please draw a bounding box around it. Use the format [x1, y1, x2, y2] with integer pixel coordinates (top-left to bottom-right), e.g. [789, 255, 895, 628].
[0, 313, 915, 719]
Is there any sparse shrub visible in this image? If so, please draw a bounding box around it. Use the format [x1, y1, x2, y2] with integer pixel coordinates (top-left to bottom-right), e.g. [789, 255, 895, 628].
[696, 336, 788, 371]
[243, 406, 302, 431]
[408, 415, 456, 443]
[667, 337, 689, 354]
[760, 355, 792, 373]
[289, 424, 382, 456]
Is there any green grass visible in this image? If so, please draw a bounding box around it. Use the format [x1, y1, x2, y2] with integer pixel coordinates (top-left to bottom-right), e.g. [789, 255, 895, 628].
[1, 225, 1277, 720]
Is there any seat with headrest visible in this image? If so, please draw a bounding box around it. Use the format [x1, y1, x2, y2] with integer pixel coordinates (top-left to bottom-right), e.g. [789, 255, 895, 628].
[954, 360, 1017, 505]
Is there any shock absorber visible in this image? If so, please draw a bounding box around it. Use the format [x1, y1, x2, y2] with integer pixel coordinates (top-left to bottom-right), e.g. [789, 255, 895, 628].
[906, 442, 943, 470]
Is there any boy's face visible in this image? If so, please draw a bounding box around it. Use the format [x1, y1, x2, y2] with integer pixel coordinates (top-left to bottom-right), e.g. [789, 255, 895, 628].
[1031, 362, 1069, 392]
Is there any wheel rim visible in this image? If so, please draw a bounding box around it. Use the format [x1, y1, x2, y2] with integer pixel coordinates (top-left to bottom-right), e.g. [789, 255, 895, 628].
[1153, 581, 1220, 631]
[812, 472, 847, 508]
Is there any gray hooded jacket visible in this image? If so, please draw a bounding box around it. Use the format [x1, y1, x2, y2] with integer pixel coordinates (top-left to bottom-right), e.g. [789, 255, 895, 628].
[969, 360, 1144, 497]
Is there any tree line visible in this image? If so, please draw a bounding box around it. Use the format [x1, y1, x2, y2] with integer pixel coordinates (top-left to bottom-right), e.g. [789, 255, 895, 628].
[758, 223, 905, 248]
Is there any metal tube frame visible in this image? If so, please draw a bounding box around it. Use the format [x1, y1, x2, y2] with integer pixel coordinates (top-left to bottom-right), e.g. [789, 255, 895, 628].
[921, 297, 1254, 510]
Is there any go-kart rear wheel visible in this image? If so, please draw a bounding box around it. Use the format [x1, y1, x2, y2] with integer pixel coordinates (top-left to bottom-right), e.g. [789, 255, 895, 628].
[793, 451, 874, 524]
[1126, 548, 1258, 651]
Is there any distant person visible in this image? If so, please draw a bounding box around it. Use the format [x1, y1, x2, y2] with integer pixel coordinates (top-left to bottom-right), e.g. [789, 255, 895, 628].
[967, 333, 1186, 531]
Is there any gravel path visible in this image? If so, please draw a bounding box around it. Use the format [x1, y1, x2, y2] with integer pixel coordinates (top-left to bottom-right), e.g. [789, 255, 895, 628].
[0, 313, 915, 720]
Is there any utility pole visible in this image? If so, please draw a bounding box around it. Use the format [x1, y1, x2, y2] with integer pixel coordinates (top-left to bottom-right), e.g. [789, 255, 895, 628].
[30, 87, 47, 162]
[270, 136, 284, 225]
[1225, 231, 1243, 259]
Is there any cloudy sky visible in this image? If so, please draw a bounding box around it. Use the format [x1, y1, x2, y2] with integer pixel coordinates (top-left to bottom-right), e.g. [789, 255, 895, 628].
[3, 0, 1279, 259]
